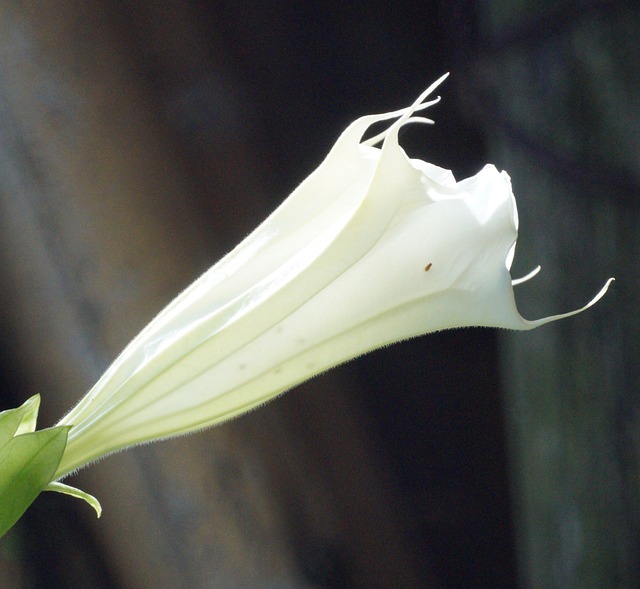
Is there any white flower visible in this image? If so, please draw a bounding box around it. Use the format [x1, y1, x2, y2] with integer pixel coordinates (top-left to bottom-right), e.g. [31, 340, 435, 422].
[55, 75, 612, 478]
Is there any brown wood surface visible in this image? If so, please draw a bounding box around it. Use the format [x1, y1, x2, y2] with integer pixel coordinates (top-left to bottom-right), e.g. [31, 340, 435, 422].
[471, 3, 638, 588]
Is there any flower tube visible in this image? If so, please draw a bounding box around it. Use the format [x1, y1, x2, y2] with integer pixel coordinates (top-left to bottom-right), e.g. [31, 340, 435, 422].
[54, 75, 612, 478]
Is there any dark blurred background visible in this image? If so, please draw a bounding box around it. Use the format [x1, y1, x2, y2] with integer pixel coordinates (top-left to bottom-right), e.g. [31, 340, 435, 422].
[0, 2, 635, 588]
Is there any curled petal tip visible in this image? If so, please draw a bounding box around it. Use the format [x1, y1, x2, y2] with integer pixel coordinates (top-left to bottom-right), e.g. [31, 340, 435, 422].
[524, 277, 615, 329]
[593, 277, 615, 304]
[576, 276, 615, 314]
[512, 266, 541, 286]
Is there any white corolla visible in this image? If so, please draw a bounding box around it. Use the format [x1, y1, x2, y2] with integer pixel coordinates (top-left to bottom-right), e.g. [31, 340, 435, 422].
[54, 75, 612, 479]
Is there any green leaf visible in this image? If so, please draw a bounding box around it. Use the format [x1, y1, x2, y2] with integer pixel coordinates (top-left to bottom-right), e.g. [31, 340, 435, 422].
[0, 426, 69, 538]
[14, 395, 41, 436]
[0, 395, 41, 448]
[45, 482, 102, 518]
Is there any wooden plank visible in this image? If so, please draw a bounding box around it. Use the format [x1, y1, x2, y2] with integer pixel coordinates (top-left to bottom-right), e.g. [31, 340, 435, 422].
[473, 3, 638, 587]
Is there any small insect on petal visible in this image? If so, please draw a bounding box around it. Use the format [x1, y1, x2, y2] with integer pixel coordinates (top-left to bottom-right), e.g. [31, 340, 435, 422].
[424, 263, 433, 272]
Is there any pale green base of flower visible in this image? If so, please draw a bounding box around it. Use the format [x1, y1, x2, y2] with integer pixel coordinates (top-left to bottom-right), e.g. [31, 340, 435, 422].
[0, 396, 100, 539]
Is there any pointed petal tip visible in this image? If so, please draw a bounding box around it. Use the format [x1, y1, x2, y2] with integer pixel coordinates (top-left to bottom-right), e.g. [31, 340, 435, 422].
[512, 265, 541, 286]
[523, 276, 614, 329]
[593, 276, 615, 302]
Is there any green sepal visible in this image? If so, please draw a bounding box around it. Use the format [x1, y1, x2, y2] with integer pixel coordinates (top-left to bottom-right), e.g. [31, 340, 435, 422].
[45, 481, 102, 518]
[0, 425, 70, 538]
[0, 395, 41, 448]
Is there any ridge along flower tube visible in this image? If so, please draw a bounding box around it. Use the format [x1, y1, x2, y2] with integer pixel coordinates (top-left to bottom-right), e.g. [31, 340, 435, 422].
[54, 74, 613, 479]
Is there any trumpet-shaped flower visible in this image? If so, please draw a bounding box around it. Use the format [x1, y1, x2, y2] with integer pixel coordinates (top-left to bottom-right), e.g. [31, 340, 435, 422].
[53, 75, 612, 480]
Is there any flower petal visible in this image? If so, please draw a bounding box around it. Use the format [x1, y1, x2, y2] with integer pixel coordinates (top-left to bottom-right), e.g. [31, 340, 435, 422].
[54, 78, 612, 479]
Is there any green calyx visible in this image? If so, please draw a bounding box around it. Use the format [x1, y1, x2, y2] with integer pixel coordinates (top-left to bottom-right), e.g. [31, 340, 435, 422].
[0, 395, 101, 539]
